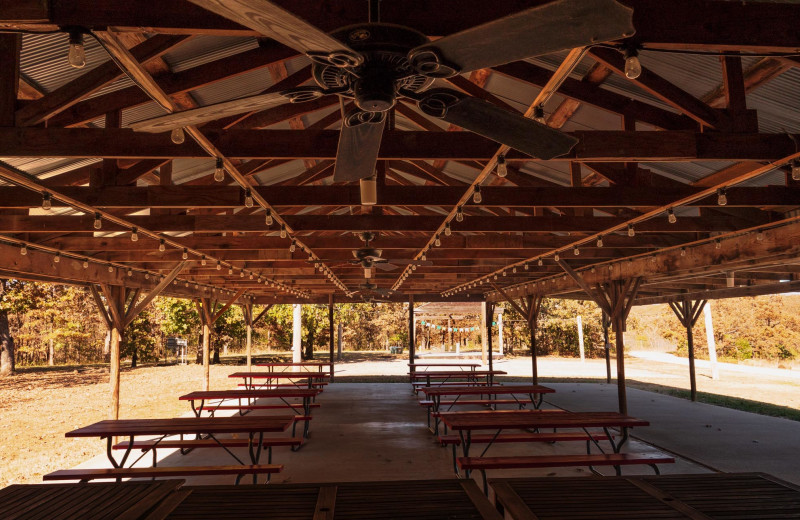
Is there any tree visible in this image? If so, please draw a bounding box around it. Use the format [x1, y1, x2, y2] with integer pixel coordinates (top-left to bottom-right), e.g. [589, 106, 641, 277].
[0, 279, 14, 376]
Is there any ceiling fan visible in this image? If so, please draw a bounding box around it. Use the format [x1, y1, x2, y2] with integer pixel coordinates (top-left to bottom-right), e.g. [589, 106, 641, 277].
[310, 232, 431, 278]
[130, 0, 634, 183]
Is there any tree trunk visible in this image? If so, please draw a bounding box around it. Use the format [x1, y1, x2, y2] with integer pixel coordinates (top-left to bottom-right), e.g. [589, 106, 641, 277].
[212, 344, 220, 364]
[0, 309, 15, 377]
[131, 347, 138, 369]
[103, 330, 111, 363]
[48, 338, 54, 366]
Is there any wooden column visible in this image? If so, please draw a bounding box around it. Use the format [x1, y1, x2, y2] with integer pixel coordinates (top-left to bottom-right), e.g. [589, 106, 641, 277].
[480, 302, 488, 365]
[486, 303, 495, 373]
[328, 293, 335, 381]
[408, 294, 415, 374]
[602, 311, 612, 384]
[0, 34, 21, 127]
[196, 298, 214, 392]
[669, 297, 707, 401]
[243, 303, 253, 371]
[491, 282, 542, 385]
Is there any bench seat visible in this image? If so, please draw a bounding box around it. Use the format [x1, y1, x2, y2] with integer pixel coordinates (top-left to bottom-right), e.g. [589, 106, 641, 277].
[198, 403, 320, 412]
[419, 399, 523, 407]
[112, 437, 303, 451]
[43, 464, 282, 483]
[458, 452, 674, 471]
[438, 432, 612, 446]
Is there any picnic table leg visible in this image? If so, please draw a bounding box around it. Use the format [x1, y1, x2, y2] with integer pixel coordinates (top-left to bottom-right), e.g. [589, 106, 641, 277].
[458, 430, 472, 478]
[106, 435, 134, 468]
[189, 399, 204, 417]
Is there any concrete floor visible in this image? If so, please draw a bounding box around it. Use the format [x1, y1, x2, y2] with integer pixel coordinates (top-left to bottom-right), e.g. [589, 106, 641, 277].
[74, 382, 727, 486]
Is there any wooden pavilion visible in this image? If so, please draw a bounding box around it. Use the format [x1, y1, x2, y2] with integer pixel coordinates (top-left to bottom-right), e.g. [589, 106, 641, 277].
[1, 0, 800, 422]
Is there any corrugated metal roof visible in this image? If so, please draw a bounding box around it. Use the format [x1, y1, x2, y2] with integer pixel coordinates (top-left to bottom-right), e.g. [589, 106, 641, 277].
[20, 33, 110, 93]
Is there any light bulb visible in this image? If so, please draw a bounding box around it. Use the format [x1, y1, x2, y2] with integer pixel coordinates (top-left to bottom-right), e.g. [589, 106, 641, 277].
[130, 228, 139, 242]
[435, 235, 441, 247]
[144, 273, 149, 279]
[53, 252, 61, 263]
[249, 272, 254, 280]
[182, 248, 188, 260]
[244, 189, 254, 208]
[290, 240, 296, 253]
[280, 225, 287, 239]
[108, 264, 114, 273]
[597, 236, 604, 248]
[502, 271, 507, 277]
[83, 260, 89, 269]
[554, 253, 560, 262]
[216, 261, 222, 270]
[42, 192, 52, 210]
[472, 185, 482, 204]
[513, 267, 517, 273]
[668, 208, 677, 224]
[421, 254, 426, 261]
[680, 247, 686, 257]
[265, 210, 273, 226]
[717, 188, 727, 206]
[624, 48, 641, 80]
[456, 206, 464, 222]
[20, 244, 27, 256]
[93, 213, 102, 230]
[627, 224, 635, 237]
[170, 127, 185, 145]
[201, 256, 207, 266]
[756, 230, 764, 241]
[67, 31, 86, 69]
[240, 270, 245, 278]
[533, 105, 546, 125]
[715, 239, 721, 249]
[573, 245, 580, 256]
[792, 161, 800, 181]
[127, 268, 132, 277]
[228, 267, 234, 275]
[159, 239, 166, 252]
[524, 263, 529, 270]
[213, 158, 225, 182]
[496, 156, 507, 178]
[537, 258, 543, 266]
[444, 222, 452, 236]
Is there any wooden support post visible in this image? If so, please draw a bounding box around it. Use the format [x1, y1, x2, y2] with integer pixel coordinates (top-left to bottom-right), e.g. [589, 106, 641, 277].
[337, 322, 343, 361]
[527, 295, 543, 385]
[704, 302, 720, 380]
[292, 303, 302, 363]
[0, 34, 21, 127]
[243, 303, 253, 371]
[668, 298, 707, 401]
[408, 294, 415, 377]
[328, 293, 334, 381]
[602, 311, 612, 384]
[498, 311, 504, 356]
[480, 302, 488, 366]
[486, 303, 495, 373]
[196, 297, 215, 391]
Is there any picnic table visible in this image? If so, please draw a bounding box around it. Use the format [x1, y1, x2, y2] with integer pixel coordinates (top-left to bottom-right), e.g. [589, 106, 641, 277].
[409, 362, 481, 371]
[44, 415, 294, 485]
[255, 361, 332, 373]
[229, 371, 330, 391]
[490, 472, 800, 519]
[420, 384, 556, 434]
[409, 369, 507, 392]
[179, 388, 320, 438]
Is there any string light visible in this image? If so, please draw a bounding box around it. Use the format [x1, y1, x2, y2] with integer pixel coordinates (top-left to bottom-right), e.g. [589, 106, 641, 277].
[20, 244, 27, 256]
[159, 239, 166, 252]
[680, 247, 686, 256]
[170, 127, 186, 145]
[756, 230, 764, 241]
[93, 212, 102, 230]
[265, 209, 273, 226]
[597, 235, 604, 248]
[41, 192, 52, 211]
[623, 46, 641, 79]
[715, 238, 722, 249]
[216, 261, 222, 270]
[108, 264, 114, 273]
[290, 240, 296, 253]
[83, 259, 89, 269]
[201, 256, 207, 266]
[182, 248, 188, 260]
[127, 268, 132, 277]
[130, 227, 139, 242]
[53, 252, 60, 263]
[240, 269, 245, 278]
[244, 188, 254, 208]
[554, 252, 560, 262]
[792, 160, 800, 181]
[667, 208, 677, 224]
[228, 267, 234, 275]
[537, 258, 543, 266]
[213, 158, 225, 182]
[444, 222, 452, 236]
[533, 105, 546, 124]
[280, 225, 287, 239]
[573, 245, 580, 256]
[472, 185, 482, 204]
[67, 30, 86, 68]
[456, 206, 464, 222]
[434, 235, 441, 247]
[627, 224, 635, 237]
[717, 188, 727, 206]
[524, 263, 529, 270]
[496, 155, 507, 178]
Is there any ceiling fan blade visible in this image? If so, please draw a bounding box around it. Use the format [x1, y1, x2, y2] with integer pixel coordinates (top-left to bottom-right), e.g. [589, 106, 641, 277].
[188, 0, 362, 67]
[130, 88, 321, 133]
[375, 262, 399, 272]
[417, 89, 578, 160]
[408, 0, 634, 77]
[333, 109, 386, 182]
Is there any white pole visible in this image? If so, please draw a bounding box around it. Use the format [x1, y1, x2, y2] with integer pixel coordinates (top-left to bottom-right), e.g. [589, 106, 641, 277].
[292, 303, 302, 363]
[498, 312, 504, 356]
[577, 315, 585, 362]
[703, 303, 719, 380]
[480, 302, 488, 366]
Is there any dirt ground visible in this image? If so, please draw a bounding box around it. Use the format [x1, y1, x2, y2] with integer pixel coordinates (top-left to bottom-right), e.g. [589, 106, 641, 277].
[1, 353, 798, 487]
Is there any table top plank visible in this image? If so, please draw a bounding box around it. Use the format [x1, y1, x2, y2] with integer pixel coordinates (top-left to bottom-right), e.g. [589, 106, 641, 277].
[179, 389, 319, 400]
[229, 371, 330, 379]
[65, 416, 294, 438]
[421, 385, 555, 397]
[439, 410, 649, 430]
[409, 370, 506, 378]
[408, 363, 482, 367]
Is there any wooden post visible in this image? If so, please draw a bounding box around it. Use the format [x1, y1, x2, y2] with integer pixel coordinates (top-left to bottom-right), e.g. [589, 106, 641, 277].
[577, 315, 585, 362]
[486, 303, 495, 373]
[0, 34, 21, 127]
[480, 302, 488, 366]
[328, 293, 334, 381]
[408, 294, 415, 376]
[337, 322, 343, 360]
[497, 311, 504, 356]
[704, 302, 720, 380]
[244, 303, 253, 371]
[602, 311, 611, 384]
[668, 298, 706, 401]
[292, 303, 302, 363]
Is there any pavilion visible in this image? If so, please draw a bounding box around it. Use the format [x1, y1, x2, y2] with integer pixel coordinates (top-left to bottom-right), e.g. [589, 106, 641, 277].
[1, 1, 800, 516]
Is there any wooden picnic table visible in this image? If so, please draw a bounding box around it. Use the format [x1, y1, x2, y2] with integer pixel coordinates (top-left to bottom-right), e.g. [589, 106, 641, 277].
[179, 389, 319, 438]
[409, 362, 481, 370]
[229, 371, 330, 391]
[0, 480, 185, 520]
[166, 479, 502, 519]
[410, 369, 507, 391]
[420, 384, 556, 433]
[65, 416, 293, 469]
[256, 361, 332, 373]
[490, 472, 800, 519]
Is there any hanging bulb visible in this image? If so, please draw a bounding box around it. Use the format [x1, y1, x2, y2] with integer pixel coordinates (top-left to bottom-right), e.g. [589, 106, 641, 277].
[667, 208, 677, 224]
[290, 240, 296, 253]
[182, 248, 188, 260]
[20, 244, 27, 256]
[623, 47, 641, 80]
[249, 272, 254, 280]
[524, 263, 529, 271]
[502, 271, 507, 277]
[444, 222, 452, 236]
[127, 268, 132, 277]
[42, 192, 52, 211]
[108, 264, 114, 273]
[211, 157, 224, 182]
[421, 253, 427, 261]
[473, 185, 482, 204]
[717, 188, 727, 206]
[170, 127, 185, 145]
[159, 239, 166, 252]
[265, 210, 273, 226]
[93, 212, 102, 230]
[240, 269, 245, 278]
[597, 235, 604, 248]
[244, 188, 254, 208]
[144, 272, 149, 279]
[756, 230, 764, 241]
[201, 256, 207, 266]
[533, 105, 546, 125]
[216, 261, 222, 270]
[496, 155, 507, 178]
[512, 266, 517, 274]
[130, 227, 139, 242]
[434, 235, 441, 247]
[83, 259, 89, 269]
[627, 224, 635, 237]
[715, 238, 722, 249]
[554, 252, 560, 262]
[53, 252, 61, 264]
[280, 225, 287, 239]
[537, 258, 543, 266]
[792, 160, 800, 181]
[573, 245, 580, 256]
[456, 206, 464, 222]
[680, 247, 686, 257]
[67, 30, 86, 69]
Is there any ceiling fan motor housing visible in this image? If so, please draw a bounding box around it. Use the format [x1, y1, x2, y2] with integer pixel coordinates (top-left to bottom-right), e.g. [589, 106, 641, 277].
[312, 23, 434, 112]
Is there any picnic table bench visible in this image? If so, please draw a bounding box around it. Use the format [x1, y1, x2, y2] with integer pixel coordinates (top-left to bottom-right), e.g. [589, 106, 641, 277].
[410, 370, 507, 393]
[229, 371, 330, 392]
[490, 473, 800, 519]
[255, 361, 332, 373]
[44, 415, 293, 485]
